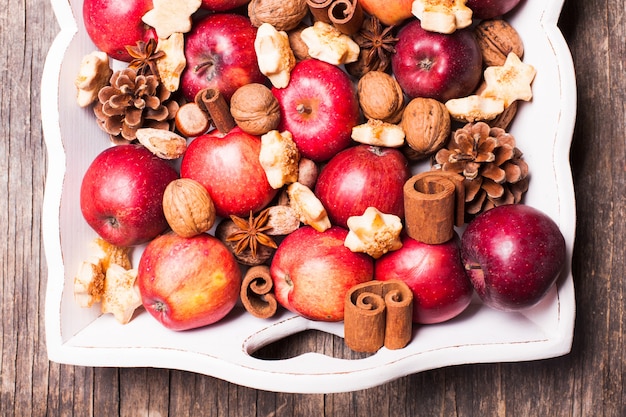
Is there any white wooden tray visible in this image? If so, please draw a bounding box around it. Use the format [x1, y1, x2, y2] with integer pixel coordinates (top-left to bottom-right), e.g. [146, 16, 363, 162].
[42, 0, 577, 393]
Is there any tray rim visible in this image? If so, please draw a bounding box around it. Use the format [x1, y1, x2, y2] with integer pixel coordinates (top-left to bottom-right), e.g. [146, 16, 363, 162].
[41, 0, 577, 394]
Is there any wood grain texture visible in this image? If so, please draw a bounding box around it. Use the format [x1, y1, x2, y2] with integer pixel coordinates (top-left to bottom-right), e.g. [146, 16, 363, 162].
[0, 0, 624, 415]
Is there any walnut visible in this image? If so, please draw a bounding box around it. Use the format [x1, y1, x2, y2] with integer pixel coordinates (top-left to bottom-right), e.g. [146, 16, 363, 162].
[230, 83, 281, 135]
[401, 97, 451, 160]
[357, 71, 405, 124]
[474, 18, 524, 67]
[163, 178, 216, 238]
[248, 0, 309, 32]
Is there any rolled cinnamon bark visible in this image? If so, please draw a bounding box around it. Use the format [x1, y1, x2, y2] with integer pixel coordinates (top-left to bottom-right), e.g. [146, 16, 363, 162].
[344, 280, 413, 353]
[306, 0, 334, 23]
[403, 171, 465, 244]
[240, 265, 278, 319]
[195, 88, 236, 134]
[328, 0, 364, 35]
[382, 280, 413, 350]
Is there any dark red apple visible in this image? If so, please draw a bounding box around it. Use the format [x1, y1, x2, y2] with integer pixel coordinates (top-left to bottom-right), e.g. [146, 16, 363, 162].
[270, 226, 374, 321]
[314, 145, 411, 229]
[375, 233, 473, 324]
[199, 0, 249, 11]
[272, 58, 360, 162]
[83, 0, 156, 62]
[80, 144, 179, 247]
[181, 13, 265, 102]
[466, 0, 523, 20]
[461, 204, 567, 311]
[391, 20, 483, 102]
[137, 232, 242, 331]
[180, 127, 278, 217]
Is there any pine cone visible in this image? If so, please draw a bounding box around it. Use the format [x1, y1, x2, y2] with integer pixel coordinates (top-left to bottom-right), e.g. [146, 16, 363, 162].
[93, 68, 177, 142]
[433, 121, 529, 218]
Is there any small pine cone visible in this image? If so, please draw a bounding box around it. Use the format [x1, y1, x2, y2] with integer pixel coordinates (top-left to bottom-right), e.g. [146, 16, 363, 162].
[94, 68, 177, 142]
[433, 121, 529, 218]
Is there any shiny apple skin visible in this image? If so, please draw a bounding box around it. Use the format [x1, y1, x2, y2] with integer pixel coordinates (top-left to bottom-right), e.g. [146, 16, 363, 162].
[272, 58, 360, 162]
[461, 204, 567, 311]
[83, 0, 156, 62]
[314, 145, 411, 228]
[180, 127, 278, 218]
[181, 13, 265, 102]
[270, 226, 374, 322]
[466, 0, 522, 20]
[80, 144, 179, 247]
[137, 232, 242, 331]
[200, 0, 250, 11]
[391, 20, 483, 102]
[358, 0, 414, 25]
[375, 233, 473, 324]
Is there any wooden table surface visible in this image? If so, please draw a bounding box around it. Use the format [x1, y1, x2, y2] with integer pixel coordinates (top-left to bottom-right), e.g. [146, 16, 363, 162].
[2, 0, 624, 415]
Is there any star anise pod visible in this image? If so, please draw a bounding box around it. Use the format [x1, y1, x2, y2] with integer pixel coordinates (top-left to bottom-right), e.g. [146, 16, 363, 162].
[347, 16, 398, 77]
[226, 209, 278, 257]
[125, 38, 164, 77]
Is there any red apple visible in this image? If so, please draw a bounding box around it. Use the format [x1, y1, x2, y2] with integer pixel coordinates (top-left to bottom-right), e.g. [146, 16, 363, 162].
[137, 232, 242, 331]
[180, 127, 278, 218]
[391, 20, 483, 102]
[270, 226, 374, 321]
[80, 144, 179, 247]
[358, 0, 414, 25]
[83, 0, 156, 62]
[199, 0, 249, 11]
[314, 145, 411, 228]
[272, 59, 360, 162]
[375, 233, 473, 324]
[461, 204, 567, 311]
[181, 13, 265, 102]
[466, 0, 523, 20]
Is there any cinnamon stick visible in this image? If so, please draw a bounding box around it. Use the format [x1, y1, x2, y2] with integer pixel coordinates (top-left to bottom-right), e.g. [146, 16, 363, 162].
[195, 88, 236, 134]
[240, 265, 278, 319]
[403, 171, 465, 244]
[381, 280, 414, 350]
[306, 0, 334, 23]
[328, 0, 364, 35]
[344, 280, 413, 353]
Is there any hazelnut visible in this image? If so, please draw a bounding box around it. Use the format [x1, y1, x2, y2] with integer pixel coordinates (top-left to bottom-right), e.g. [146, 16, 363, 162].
[474, 19, 524, 67]
[401, 98, 451, 161]
[287, 24, 310, 61]
[230, 83, 281, 136]
[357, 71, 405, 124]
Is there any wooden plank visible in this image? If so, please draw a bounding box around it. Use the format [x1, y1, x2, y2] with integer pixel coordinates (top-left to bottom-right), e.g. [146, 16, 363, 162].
[0, 0, 624, 415]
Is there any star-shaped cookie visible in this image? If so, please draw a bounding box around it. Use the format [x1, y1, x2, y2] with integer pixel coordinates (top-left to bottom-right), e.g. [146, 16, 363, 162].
[481, 52, 537, 107]
[142, 0, 202, 39]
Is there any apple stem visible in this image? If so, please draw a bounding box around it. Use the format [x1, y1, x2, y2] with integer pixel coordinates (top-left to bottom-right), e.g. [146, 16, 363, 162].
[465, 263, 482, 270]
[194, 59, 214, 74]
[296, 103, 311, 115]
